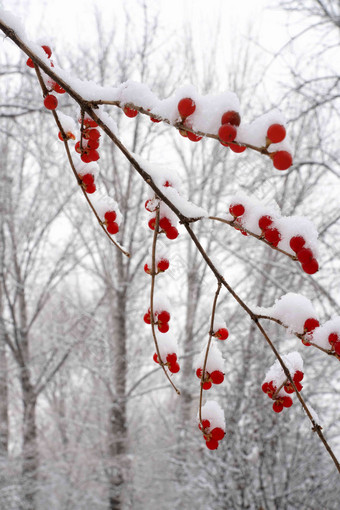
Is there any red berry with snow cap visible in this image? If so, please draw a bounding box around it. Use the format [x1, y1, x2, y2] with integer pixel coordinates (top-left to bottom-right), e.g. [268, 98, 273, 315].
[229, 203, 245, 218]
[178, 98, 196, 118]
[123, 106, 138, 118]
[258, 215, 273, 231]
[221, 110, 241, 126]
[290, 236, 305, 252]
[304, 318, 319, 333]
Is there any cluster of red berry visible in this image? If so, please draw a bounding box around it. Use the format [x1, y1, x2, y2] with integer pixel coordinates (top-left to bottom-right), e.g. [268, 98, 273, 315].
[177, 98, 202, 142]
[144, 308, 171, 333]
[103, 209, 119, 235]
[195, 367, 224, 389]
[262, 369, 304, 413]
[289, 236, 319, 275]
[75, 116, 101, 164]
[228, 202, 319, 275]
[153, 352, 180, 373]
[302, 317, 320, 346]
[328, 333, 340, 356]
[266, 124, 292, 171]
[146, 202, 179, 240]
[198, 419, 225, 450]
[144, 258, 169, 274]
[218, 110, 246, 153]
[26, 45, 66, 111]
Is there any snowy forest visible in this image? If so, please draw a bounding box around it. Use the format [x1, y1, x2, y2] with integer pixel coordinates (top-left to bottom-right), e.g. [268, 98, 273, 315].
[0, 0, 340, 509]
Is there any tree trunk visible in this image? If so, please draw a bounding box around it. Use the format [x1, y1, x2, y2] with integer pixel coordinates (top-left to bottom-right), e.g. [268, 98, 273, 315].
[21, 368, 38, 510]
[108, 253, 128, 510]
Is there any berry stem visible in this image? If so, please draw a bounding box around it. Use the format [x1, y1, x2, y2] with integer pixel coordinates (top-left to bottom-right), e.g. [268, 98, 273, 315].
[149, 208, 180, 395]
[198, 281, 222, 427]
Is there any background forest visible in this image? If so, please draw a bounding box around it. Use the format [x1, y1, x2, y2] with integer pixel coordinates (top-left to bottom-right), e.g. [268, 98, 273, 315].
[0, 0, 340, 509]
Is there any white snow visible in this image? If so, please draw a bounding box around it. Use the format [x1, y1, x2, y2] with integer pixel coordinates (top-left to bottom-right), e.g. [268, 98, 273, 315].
[200, 400, 225, 430]
[255, 292, 317, 334]
[195, 343, 224, 374]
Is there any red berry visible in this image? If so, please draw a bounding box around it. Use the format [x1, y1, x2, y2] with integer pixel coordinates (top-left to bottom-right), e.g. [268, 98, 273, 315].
[88, 149, 100, 162]
[221, 111, 241, 126]
[159, 217, 172, 231]
[85, 183, 96, 194]
[157, 259, 169, 272]
[43, 94, 58, 110]
[167, 353, 177, 364]
[261, 382, 269, 394]
[168, 362, 180, 373]
[107, 222, 119, 235]
[81, 173, 94, 186]
[294, 370, 304, 383]
[304, 318, 319, 332]
[196, 368, 203, 379]
[42, 45, 52, 58]
[206, 438, 219, 450]
[143, 312, 151, 324]
[144, 263, 151, 274]
[145, 199, 157, 212]
[334, 342, 340, 355]
[211, 427, 225, 441]
[81, 152, 92, 163]
[284, 383, 294, 394]
[228, 142, 246, 153]
[187, 131, 202, 142]
[178, 98, 196, 118]
[148, 217, 156, 230]
[295, 381, 303, 391]
[201, 419, 210, 430]
[267, 124, 286, 143]
[157, 310, 170, 323]
[273, 401, 284, 413]
[219, 124, 237, 143]
[328, 333, 339, 346]
[203, 381, 212, 390]
[26, 58, 34, 68]
[297, 248, 313, 264]
[105, 211, 117, 223]
[301, 258, 319, 275]
[158, 322, 169, 333]
[229, 203, 245, 217]
[215, 328, 229, 340]
[150, 117, 161, 123]
[210, 370, 224, 385]
[87, 139, 99, 150]
[272, 151, 293, 171]
[290, 236, 305, 252]
[87, 129, 101, 140]
[283, 396, 293, 408]
[53, 83, 65, 94]
[264, 227, 281, 246]
[258, 215, 273, 231]
[166, 227, 179, 240]
[75, 141, 82, 154]
[153, 353, 159, 364]
[123, 106, 138, 118]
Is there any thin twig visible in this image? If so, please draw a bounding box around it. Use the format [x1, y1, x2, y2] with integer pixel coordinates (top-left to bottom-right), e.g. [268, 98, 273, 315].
[198, 281, 222, 425]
